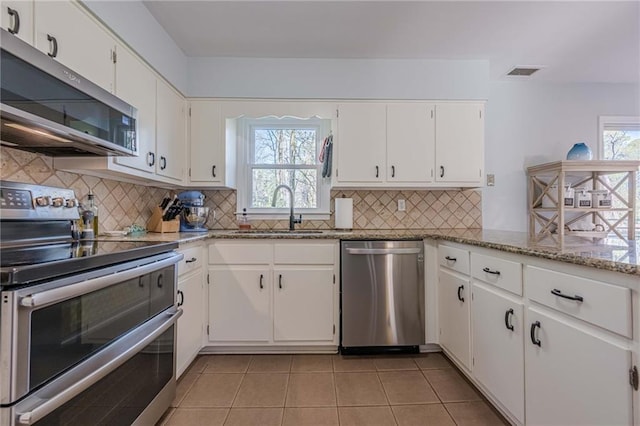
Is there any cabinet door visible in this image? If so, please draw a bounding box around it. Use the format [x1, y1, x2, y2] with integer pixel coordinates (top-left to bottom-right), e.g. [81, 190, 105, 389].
[189, 101, 224, 185]
[34, 1, 115, 92]
[273, 268, 334, 342]
[525, 307, 633, 425]
[438, 268, 471, 369]
[336, 103, 386, 183]
[209, 267, 270, 342]
[1, 1, 33, 44]
[114, 45, 156, 174]
[177, 270, 203, 378]
[387, 103, 435, 183]
[156, 80, 186, 182]
[435, 103, 484, 183]
[472, 283, 524, 423]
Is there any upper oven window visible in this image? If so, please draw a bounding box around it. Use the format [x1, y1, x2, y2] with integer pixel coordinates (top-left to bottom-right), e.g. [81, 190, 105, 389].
[28, 265, 174, 392]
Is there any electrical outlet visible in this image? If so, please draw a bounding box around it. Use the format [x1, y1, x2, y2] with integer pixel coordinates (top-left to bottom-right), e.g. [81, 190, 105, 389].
[398, 199, 406, 211]
[487, 174, 495, 186]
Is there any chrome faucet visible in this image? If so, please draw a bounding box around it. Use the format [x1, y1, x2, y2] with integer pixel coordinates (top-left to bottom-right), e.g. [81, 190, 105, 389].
[271, 184, 302, 231]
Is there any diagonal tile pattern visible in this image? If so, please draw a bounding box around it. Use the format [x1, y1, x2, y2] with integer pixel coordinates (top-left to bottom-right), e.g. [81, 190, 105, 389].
[159, 353, 508, 426]
[2, 146, 482, 231]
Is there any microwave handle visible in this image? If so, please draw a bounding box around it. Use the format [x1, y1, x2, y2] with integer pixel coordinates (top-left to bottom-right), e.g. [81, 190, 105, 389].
[17, 308, 182, 425]
[20, 254, 182, 308]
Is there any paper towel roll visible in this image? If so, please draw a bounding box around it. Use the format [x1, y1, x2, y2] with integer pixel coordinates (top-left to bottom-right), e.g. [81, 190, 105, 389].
[335, 198, 353, 230]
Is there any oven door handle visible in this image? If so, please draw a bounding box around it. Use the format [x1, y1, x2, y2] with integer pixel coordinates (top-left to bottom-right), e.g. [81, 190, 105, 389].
[19, 254, 181, 308]
[16, 308, 182, 425]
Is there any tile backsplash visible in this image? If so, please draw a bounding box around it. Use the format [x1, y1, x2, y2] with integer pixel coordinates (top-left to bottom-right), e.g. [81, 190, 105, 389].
[1, 146, 481, 231]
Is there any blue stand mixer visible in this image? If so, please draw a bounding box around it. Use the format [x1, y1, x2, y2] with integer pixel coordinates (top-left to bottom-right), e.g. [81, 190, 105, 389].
[177, 190, 210, 232]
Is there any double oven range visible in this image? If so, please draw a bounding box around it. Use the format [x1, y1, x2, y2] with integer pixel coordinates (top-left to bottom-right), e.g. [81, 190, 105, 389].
[0, 181, 183, 425]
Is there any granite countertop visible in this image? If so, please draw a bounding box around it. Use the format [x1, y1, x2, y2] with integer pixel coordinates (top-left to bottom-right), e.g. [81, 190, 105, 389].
[100, 228, 638, 275]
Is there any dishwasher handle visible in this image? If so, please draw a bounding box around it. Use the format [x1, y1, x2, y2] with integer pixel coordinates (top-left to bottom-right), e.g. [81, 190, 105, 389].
[345, 248, 422, 255]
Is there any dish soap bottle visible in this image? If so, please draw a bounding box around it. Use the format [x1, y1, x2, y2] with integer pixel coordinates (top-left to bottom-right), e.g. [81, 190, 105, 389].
[238, 208, 251, 230]
[82, 190, 99, 236]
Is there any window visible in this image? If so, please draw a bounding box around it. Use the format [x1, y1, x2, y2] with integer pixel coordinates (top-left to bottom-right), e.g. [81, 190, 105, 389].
[598, 116, 640, 234]
[237, 117, 331, 218]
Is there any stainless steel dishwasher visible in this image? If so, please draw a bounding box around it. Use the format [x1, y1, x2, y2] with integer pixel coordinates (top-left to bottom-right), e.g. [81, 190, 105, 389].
[340, 240, 425, 353]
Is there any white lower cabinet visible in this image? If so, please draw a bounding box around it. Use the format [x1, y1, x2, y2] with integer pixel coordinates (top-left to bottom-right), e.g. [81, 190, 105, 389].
[471, 282, 524, 423]
[176, 243, 204, 378]
[207, 240, 338, 348]
[437, 242, 638, 425]
[273, 268, 335, 341]
[208, 267, 271, 342]
[525, 307, 633, 426]
[438, 267, 471, 370]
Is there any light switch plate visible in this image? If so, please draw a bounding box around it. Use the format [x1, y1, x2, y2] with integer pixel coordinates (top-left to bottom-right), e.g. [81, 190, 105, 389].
[487, 174, 495, 186]
[398, 199, 406, 211]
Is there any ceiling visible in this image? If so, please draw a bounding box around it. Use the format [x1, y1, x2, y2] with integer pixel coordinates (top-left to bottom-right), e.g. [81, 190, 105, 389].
[143, 1, 640, 83]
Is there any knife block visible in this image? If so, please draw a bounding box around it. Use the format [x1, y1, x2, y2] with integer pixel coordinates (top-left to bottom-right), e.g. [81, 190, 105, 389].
[147, 207, 180, 233]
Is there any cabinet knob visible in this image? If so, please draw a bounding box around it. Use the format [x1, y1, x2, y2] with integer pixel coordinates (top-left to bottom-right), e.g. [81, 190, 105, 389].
[457, 285, 464, 302]
[530, 321, 542, 347]
[160, 156, 167, 170]
[440, 166, 445, 178]
[482, 267, 501, 276]
[551, 288, 583, 302]
[7, 7, 20, 35]
[278, 274, 283, 289]
[212, 165, 216, 178]
[375, 165, 379, 178]
[47, 34, 58, 58]
[147, 152, 155, 167]
[504, 308, 515, 331]
[177, 290, 184, 307]
[391, 165, 395, 178]
[259, 274, 263, 289]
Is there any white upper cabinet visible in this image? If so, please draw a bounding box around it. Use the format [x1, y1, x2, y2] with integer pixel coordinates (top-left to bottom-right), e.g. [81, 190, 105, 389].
[34, 1, 115, 93]
[114, 44, 156, 174]
[336, 101, 483, 188]
[156, 79, 186, 182]
[336, 103, 387, 183]
[1, 1, 33, 44]
[435, 103, 484, 184]
[387, 103, 435, 183]
[189, 100, 228, 186]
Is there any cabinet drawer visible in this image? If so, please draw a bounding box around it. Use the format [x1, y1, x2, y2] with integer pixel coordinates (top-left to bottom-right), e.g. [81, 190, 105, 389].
[438, 245, 469, 275]
[177, 245, 202, 277]
[525, 266, 632, 338]
[274, 243, 335, 265]
[209, 242, 272, 264]
[471, 252, 522, 296]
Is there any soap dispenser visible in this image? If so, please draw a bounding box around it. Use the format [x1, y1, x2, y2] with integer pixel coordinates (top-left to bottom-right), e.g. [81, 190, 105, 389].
[238, 208, 251, 230]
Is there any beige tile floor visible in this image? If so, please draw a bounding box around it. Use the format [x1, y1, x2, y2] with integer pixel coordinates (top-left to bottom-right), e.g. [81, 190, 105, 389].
[157, 353, 509, 426]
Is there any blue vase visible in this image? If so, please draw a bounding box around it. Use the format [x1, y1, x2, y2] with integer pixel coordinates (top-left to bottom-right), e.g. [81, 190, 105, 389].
[566, 142, 592, 160]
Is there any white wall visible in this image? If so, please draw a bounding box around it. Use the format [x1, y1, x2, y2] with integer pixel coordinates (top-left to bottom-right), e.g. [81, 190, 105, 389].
[483, 81, 640, 232]
[81, 0, 188, 93]
[187, 57, 490, 100]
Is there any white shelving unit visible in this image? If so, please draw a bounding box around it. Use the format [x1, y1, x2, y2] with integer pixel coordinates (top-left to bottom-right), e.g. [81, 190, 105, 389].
[527, 160, 639, 246]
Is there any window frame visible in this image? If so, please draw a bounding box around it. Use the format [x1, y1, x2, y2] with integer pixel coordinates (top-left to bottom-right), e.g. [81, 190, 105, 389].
[237, 117, 331, 219]
[597, 115, 640, 160]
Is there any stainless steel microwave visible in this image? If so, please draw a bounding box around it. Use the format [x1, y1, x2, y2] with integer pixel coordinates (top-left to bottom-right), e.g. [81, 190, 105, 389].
[0, 29, 137, 157]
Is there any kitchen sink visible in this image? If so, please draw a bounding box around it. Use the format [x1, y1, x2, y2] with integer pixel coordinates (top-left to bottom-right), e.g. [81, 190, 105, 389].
[232, 229, 325, 234]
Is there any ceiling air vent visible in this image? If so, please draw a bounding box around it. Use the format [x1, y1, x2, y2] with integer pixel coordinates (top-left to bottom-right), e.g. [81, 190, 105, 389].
[507, 67, 541, 76]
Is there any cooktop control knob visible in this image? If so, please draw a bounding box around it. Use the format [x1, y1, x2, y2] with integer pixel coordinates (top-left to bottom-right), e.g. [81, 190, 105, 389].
[52, 197, 64, 207]
[65, 199, 78, 208]
[34, 196, 51, 207]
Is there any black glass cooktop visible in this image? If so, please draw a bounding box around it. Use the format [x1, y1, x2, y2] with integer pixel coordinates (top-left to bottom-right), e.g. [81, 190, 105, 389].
[0, 240, 178, 286]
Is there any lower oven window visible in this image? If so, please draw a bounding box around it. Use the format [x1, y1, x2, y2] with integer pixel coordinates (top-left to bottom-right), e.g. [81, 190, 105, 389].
[28, 265, 174, 392]
[34, 326, 174, 426]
